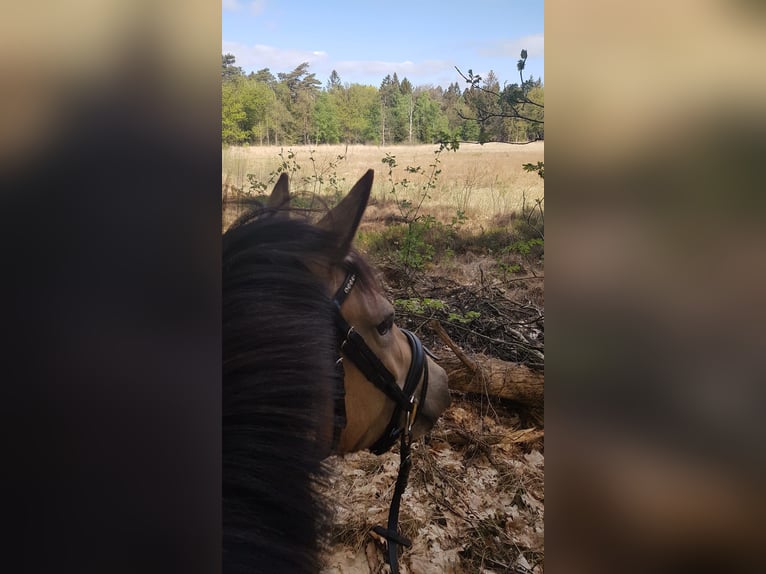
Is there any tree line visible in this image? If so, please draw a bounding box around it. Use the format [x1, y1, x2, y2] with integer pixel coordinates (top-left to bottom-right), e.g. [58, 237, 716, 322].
[222, 54, 544, 146]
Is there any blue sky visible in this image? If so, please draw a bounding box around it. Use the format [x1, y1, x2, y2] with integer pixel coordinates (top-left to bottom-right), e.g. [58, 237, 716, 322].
[222, 0, 543, 89]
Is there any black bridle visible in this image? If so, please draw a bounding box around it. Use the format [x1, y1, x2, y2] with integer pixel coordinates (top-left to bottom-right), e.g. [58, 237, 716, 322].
[330, 266, 429, 574]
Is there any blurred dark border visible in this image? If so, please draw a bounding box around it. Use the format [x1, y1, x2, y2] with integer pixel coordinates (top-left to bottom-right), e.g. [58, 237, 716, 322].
[1, 3, 221, 573]
[547, 1, 766, 572]
[3, 1, 765, 573]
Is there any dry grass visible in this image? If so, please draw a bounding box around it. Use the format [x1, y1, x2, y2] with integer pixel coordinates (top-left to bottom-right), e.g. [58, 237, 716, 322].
[320, 397, 544, 573]
[222, 142, 544, 224]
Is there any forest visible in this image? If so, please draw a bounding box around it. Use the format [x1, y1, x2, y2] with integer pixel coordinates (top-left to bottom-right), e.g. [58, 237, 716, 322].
[221, 54, 544, 146]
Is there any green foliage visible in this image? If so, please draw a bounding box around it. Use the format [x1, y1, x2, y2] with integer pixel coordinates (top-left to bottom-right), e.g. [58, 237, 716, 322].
[399, 218, 435, 270]
[306, 149, 348, 199]
[450, 209, 468, 230]
[501, 234, 544, 272]
[448, 310, 481, 324]
[414, 92, 449, 143]
[245, 147, 348, 205]
[222, 81, 248, 144]
[314, 92, 341, 144]
[394, 297, 480, 325]
[523, 161, 545, 179]
[498, 262, 522, 275]
[394, 298, 446, 314]
[222, 53, 242, 81]
[458, 49, 544, 143]
[506, 238, 544, 256]
[451, 47, 543, 258]
[346, 85, 381, 143]
[381, 141, 459, 272]
[221, 54, 538, 145]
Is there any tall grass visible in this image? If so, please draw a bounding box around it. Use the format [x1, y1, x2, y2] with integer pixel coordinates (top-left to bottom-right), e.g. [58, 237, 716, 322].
[222, 142, 544, 224]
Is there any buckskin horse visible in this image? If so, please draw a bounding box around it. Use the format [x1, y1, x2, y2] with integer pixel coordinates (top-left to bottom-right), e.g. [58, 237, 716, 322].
[223, 170, 450, 573]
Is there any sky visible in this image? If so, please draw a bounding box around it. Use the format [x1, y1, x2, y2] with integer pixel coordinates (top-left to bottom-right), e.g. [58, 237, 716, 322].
[222, 0, 544, 89]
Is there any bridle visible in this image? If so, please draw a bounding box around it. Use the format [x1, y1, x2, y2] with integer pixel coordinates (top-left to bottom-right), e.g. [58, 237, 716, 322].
[330, 265, 430, 574]
[330, 266, 429, 454]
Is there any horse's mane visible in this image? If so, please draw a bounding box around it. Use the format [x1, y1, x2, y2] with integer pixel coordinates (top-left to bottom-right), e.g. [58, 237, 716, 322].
[226, 201, 380, 292]
[223, 210, 340, 573]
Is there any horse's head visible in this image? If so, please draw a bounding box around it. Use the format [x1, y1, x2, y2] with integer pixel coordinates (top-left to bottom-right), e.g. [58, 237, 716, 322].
[223, 171, 451, 572]
[268, 170, 451, 454]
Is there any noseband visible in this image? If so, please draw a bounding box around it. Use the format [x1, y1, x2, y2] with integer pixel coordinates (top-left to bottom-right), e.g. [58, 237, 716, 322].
[330, 265, 431, 574]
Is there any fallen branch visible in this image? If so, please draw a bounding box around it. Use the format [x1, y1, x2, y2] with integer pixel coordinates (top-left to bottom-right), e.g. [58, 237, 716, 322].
[430, 320, 478, 372]
[442, 354, 543, 408]
[430, 320, 543, 407]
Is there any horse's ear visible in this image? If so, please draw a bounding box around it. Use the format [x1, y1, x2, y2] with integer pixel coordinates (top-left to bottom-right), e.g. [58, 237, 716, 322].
[266, 173, 290, 215]
[318, 169, 374, 256]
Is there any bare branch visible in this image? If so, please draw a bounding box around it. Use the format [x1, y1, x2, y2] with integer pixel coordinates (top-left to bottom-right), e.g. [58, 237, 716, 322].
[430, 319, 478, 372]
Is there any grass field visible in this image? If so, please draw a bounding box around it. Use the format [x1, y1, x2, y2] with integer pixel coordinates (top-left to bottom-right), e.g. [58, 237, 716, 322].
[222, 142, 544, 224]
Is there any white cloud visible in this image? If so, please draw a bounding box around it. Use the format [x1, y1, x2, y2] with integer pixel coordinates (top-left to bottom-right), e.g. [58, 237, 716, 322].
[479, 33, 544, 58]
[248, 0, 266, 16]
[332, 59, 453, 80]
[222, 42, 460, 86]
[222, 41, 328, 71]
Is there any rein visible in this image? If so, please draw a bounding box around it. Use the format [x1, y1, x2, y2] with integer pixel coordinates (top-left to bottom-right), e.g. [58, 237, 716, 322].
[331, 267, 429, 574]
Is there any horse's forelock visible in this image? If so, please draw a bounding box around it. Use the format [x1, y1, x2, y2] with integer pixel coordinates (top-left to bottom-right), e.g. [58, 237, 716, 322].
[343, 249, 380, 293]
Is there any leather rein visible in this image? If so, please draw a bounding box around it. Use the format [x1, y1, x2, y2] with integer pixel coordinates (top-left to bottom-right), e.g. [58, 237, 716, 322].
[330, 266, 429, 574]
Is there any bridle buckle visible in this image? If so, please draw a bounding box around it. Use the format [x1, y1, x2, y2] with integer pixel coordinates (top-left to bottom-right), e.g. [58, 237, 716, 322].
[405, 396, 417, 435]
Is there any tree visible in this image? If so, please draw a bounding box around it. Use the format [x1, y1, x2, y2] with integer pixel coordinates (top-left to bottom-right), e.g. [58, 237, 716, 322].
[400, 77, 414, 143]
[327, 70, 342, 92]
[270, 82, 294, 145]
[314, 91, 341, 144]
[379, 75, 394, 145]
[455, 49, 544, 250]
[222, 80, 247, 144]
[456, 49, 544, 144]
[338, 84, 379, 143]
[413, 91, 448, 143]
[241, 79, 276, 145]
[277, 62, 322, 144]
[379, 74, 413, 144]
[222, 53, 243, 82]
[251, 68, 276, 85]
[220, 52, 541, 148]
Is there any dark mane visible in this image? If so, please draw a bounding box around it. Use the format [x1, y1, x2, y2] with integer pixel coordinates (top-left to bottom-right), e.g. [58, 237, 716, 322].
[223, 212, 341, 573]
[227, 201, 380, 292]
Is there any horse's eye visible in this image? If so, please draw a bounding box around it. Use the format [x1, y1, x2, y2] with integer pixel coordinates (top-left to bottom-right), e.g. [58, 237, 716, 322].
[376, 315, 394, 336]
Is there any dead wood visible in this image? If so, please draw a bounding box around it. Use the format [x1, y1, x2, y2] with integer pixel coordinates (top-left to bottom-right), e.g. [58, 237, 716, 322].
[429, 319, 478, 372]
[440, 354, 544, 407]
[430, 319, 543, 407]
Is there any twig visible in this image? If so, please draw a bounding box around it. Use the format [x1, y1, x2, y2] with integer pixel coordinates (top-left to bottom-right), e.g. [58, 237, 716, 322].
[429, 319, 478, 372]
[402, 311, 543, 358]
[481, 301, 543, 326]
[505, 275, 544, 283]
[446, 321, 544, 360]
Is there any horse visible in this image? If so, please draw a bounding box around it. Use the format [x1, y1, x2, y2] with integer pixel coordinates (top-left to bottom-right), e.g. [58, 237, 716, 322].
[222, 170, 450, 573]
